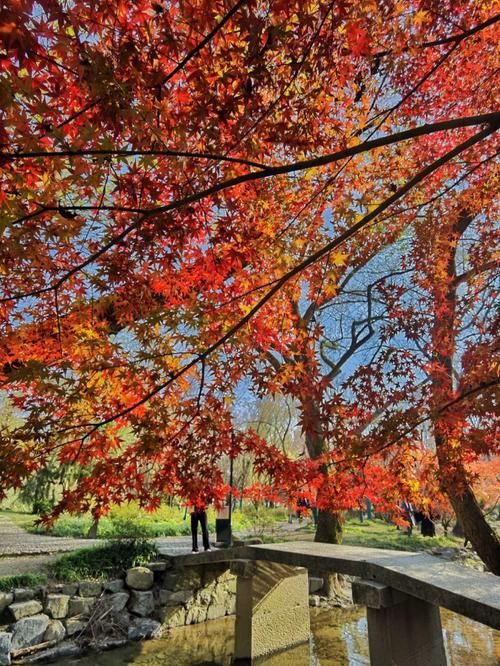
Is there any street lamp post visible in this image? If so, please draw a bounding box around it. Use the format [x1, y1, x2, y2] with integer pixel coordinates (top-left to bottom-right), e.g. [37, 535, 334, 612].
[215, 431, 235, 547]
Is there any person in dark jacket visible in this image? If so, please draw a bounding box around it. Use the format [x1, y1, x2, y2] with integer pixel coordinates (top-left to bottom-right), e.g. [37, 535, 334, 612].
[414, 508, 436, 537]
[191, 499, 211, 553]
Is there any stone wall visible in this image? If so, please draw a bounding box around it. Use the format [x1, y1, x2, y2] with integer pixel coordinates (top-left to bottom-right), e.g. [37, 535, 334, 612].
[0, 560, 236, 665]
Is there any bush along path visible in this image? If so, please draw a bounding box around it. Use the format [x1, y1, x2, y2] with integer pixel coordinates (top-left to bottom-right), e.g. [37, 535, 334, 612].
[0, 514, 196, 579]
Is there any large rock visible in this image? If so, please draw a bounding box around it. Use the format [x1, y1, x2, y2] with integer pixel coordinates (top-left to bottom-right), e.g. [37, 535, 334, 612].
[47, 584, 64, 594]
[126, 567, 154, 591]
[44, 594, 69, 619]
[185, 604, 206, 625]
[159, 589, 193, 606]
[156, 604, 185, 627]
[127, 618, 161, 641]
[106, 592, 129, 612]
[0, 593, 13, 614]
[163, 569, 201, 592]
[112, 610, 131, 630]
[78, 581, 101, 597]
[8, 600, 43, 621]
[13, 589, 34, 602]
[68, 597, 95, 617]
[207, 603, 227, 621]
[128, 590, 154, 617]
[65, 618, 86, 637]
[43, 619, 65, 642]
[209, 584, 230, 610]
[11, 614, 50, 650]
[0, 632, 12, 666]
[104, 579, 124, 593]
[198, 582, 216, 605]
[226, 576, 237, 595]
[61, 583, 78, 597]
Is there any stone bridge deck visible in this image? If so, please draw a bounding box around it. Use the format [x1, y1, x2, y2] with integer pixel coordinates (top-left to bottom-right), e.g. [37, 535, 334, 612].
[169, 541, 500, 630]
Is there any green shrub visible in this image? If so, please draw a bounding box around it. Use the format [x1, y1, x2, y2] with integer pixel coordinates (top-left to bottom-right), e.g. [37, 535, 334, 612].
[30, 502, 196, 538]
[0, 574, 47, 591]
[49, 538, 159, 581]
[237, 505, 288, 536]
[27, 500, 290, 540]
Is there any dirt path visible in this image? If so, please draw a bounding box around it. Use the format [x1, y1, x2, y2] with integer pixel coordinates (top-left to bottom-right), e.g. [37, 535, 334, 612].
[0, 513, 309, 576]
[0, 554, 59, 576]
[0, 514, 102, 557]
[0, 514, 193, 576]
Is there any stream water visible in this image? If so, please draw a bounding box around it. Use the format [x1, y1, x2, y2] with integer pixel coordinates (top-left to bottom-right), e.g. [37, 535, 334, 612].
[58, 607, 500, 665]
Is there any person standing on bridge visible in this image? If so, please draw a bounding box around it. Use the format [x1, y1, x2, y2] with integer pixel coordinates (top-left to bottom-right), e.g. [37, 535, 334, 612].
[190, 495, 211, 553]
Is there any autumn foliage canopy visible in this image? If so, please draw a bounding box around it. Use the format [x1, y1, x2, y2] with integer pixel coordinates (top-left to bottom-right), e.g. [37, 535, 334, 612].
[0, 0, 498, 561]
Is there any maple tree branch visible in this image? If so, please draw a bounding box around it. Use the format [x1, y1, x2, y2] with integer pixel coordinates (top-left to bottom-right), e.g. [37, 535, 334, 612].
[361, 378, 500, 461]
[421, 12, 500, 48]
[373, 14, 500, 58]
[298, 377, 500, 488]
[321, 281, 381, 374]
[455, 260, 498, 286]
[230, 1, 335, 151]
[2, 112, 498, 305]
[55, 100, 100, 130]
[323, 309, 383, 382]
[195, 358, 206, 415]
[54, 123, 497, 440]
[4, 205, 150, 228]
[277, 14, 495, 222]
[263, 350, 282, 372]
[1, 148, 269, 170]
[160, 0, 249, 86]
[373, 13, 500, 58]
[366, 42, 459, 131]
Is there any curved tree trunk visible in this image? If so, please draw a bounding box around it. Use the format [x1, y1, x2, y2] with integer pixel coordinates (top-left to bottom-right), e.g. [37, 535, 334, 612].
[430, 212, 500, 574]
[449, 487, 500, 573]
[435, 436, 500, 573]
[452, 514, 465, 538]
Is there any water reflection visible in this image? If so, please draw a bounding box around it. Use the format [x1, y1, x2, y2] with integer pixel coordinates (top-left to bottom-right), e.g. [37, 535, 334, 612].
[441, 611, 500, 665]
[59, 606, 500, 665]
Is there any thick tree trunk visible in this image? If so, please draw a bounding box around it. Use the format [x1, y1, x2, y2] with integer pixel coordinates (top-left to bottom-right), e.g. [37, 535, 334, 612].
[436, 439, 500, 573]
[452, 514, 464, 538]
[430, 212, 500, 575]
[315, 509, 343, 544]
[87, 516, 99, 538]
[450, 489, 500, 573]
[302, 396, 343, 545]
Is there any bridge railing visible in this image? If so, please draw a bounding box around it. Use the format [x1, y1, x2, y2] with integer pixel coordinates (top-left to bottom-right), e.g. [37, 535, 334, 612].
[170, 541, 500, 665]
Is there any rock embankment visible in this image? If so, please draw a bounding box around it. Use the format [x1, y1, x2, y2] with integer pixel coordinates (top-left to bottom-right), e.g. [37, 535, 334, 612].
[0, 559, 237, 664]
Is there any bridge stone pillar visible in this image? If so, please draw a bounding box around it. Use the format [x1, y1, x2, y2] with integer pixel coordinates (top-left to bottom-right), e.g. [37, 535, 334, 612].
[352, 579, 447, 666]
[230, 559, 310, 665]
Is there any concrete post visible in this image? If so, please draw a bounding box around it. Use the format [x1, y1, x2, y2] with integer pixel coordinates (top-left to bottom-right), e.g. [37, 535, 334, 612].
[231, 560, 310, 665]
[352, 579, 447, 666]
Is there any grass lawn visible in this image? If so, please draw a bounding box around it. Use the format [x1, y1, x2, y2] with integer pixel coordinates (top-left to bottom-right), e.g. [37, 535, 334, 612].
[290, 518, 463, 552]
[0, 503, 288, 539]
[342, 518, 463, 551]
[0, 505, 464, 554]
[0, 508, 37, 530]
